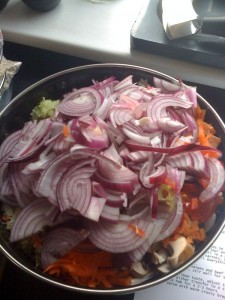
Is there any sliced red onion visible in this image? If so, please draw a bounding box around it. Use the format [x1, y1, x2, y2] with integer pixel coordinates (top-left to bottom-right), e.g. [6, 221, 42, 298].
[199, 157, 225, 202]
[92, 76, 117, 93]
[119, 86, 144, 101]
[94, 171, 135, 193]
[165, 150, 207, 177]
[122, 127, 152, 145]
[44, 121, 64, 146]
[10, 198, 70, 242]
[22, 145, 57, 175]
[36, 153, 74, 206]
[0, 175, 17, 206]
[149, 187, 158, 218]
[8, 119, 52, 162]
[94, 96, 113, 121]
[113, 75, 133, 91]
[98, 154, 138, 184]
[57, 165, 95, 215]
[166, 165, 186, 193]
[99, 204, 120, 223]
[41, 227, 90, 269]
[157, 117, 186, 133]
[80, 125, 109, 150]
[0, 130, 21, 162]
[142, 165, 167, 188]
[109, 106, 133, 127]
[85, 212, 154, 253]
[153, 77, 182, 93]
[184, 86, 197, 107]
[128, 218, 166, 262]
[71, 116, 110, 150]
[58, 87, 103, 117]
[52, 133, 75, 154]
[156, 194, 183, 242]
[83, 196, 106, 222]
[125, 139, 195, 154]
[92, 181, 107, 198]
[139, 156, 154, 186]
[146, 95, 192, 123]
[9, 162, 35, 207]
[105, 190, 127, 207]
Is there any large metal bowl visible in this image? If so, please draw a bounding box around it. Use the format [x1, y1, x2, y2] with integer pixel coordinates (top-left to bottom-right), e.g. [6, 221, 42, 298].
[0, 63, 225, 295]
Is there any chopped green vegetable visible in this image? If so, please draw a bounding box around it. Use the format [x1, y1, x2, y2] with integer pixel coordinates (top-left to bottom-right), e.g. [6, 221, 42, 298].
[31, 97, 60, 120]
[158, 183, 176, 211]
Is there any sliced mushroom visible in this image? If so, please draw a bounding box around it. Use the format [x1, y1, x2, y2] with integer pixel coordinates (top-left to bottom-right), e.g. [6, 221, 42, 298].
[152, 247, 169, 265]
[167, 236, 195, 268]
[157, 262, 172, 274]
[130, 261, 150, 278]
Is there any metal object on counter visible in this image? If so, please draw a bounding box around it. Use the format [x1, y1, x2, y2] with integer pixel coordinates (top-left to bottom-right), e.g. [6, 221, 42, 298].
[21, 0, 61, 12]
[162, 0, 225, 40]
[0, 56, 21, 98]
[0, 29, 22, 110]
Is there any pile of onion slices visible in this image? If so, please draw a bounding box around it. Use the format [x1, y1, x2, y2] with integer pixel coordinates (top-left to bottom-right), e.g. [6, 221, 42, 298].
[0, 74, 224, 287]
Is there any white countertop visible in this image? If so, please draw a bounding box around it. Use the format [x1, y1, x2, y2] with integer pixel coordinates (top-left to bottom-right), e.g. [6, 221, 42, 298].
[0, 0, 225, 89]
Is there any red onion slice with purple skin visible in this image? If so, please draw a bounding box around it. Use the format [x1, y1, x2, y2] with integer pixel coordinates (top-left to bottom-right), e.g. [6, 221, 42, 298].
[7, 119, 53, 162]
[165, 150, 208, 178]
[57, 165, 96, 215]
[83, 196, 106, 222]
[52, 133, 75, 155]
[0, 130, 21, 161]
[41, 227, 90, 269]
[146, 95, 192, 123]
[113, 75, 133, 91]
[85, 211, 155, 253]
[98, 155, 138, 184]
[8, 163, 34, 207]
[10, 198, 71, 242]
[94, 171, 136, 193]
[58, 87, 103, 117]
[156, 194, 184, 242]
[105, 190, 127, 208]
[199, 157, 225, 202]
[36, 153, 74, 206]
[0, 176, 17, 206]
[153, 77, 183, 93]
[99, 204, 120, 223]
[128, 218, 166, 263]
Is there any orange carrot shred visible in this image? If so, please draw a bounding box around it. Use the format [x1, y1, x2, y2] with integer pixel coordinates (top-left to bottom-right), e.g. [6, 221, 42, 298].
[44, 249, 131, 288]
[128, 224, 146, 237]
[63, 124, 70, 137]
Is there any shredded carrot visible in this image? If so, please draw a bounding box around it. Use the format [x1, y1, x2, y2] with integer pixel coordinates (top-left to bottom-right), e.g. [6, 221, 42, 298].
[63, 124, 70, 137]
[195, 105, 206, 120]
[162, 212, 206, 247]
[195, 105, 221, 149]
[200, 149, 221, 159]
[44, 249, 131, 288]
[189, 197, 199, 210]
[128, 224, 146, 237]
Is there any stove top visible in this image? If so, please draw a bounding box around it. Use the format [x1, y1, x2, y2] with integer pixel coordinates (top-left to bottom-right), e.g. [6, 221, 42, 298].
[131, 0, 225, 69]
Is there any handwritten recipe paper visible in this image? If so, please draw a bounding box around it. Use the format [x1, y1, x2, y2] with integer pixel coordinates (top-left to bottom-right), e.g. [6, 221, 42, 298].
[134, 228, 225, 300]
